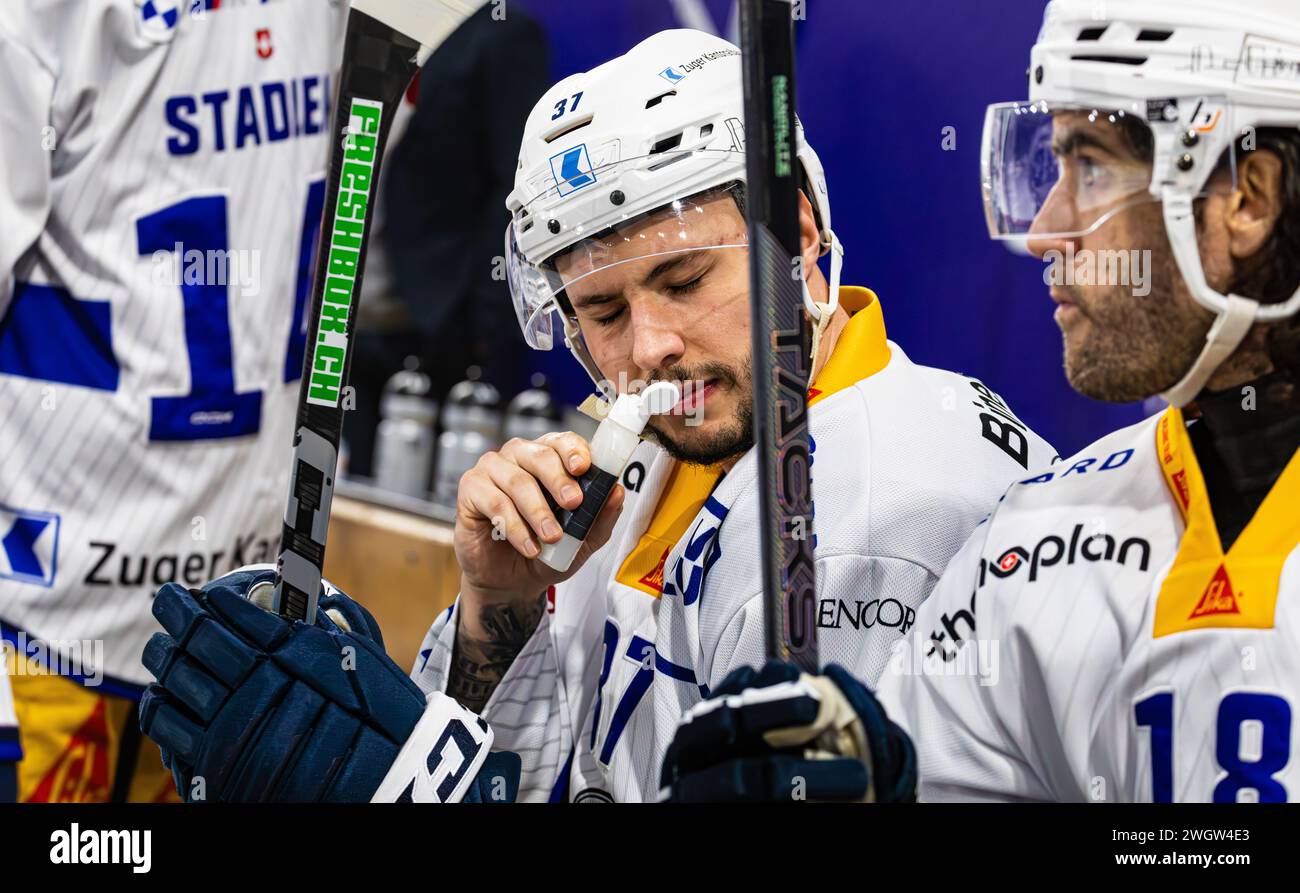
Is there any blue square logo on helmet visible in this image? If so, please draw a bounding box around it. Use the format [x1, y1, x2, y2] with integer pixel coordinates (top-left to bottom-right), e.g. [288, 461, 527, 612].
[660, 66, 687, 84]
[0, 504, 60, 588]
[549, 143, 597, 197]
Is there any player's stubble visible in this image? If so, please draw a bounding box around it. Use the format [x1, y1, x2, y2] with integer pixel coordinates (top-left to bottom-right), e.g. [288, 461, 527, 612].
[1053, 200, 1214, 403]
[645, 355, 755, 467]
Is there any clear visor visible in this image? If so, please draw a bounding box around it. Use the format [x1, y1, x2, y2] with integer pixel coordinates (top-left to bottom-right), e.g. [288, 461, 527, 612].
[981, 100, 1234, 243]
[506, 151, 749, 350]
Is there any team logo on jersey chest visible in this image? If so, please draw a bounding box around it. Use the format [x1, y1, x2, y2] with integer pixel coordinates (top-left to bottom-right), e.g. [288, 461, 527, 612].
[256, 28, 274, 59]
[662, 498, 727, 606]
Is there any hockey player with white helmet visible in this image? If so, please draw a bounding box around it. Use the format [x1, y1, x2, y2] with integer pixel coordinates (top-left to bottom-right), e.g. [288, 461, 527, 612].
[663, 0, 1300, 803]
[138, 26, 1054, 804]
[422, 27, 1054, 802]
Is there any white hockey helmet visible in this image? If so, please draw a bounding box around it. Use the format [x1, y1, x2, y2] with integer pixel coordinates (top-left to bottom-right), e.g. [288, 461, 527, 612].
[982, 0, 1300, 406]
[505, 29, 842, 396]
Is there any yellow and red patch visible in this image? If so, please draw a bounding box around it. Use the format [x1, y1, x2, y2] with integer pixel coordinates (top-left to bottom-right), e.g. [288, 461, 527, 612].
[7, 650, 179, 803]
[1152, 408, 1300, 637]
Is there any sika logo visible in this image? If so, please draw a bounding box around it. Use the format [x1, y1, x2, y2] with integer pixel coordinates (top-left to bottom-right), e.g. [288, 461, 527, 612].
[1189, 564, 1240, 619]
[639, 547, 669, 595]
[256, 28, 274, 59]
[28, 701, 112, 802]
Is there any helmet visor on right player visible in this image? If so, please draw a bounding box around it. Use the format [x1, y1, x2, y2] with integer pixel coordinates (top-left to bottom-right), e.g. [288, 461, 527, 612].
[981, 99, 1237, 243]
[506, 149, 750, 352]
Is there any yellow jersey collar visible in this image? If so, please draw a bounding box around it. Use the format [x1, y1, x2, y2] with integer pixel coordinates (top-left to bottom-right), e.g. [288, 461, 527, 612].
[807, 286, 891, 406]
[1153, 406, 1300, 636]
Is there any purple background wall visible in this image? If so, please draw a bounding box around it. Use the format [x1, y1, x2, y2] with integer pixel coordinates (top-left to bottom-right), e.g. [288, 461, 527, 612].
[512, 0, 1149, 456]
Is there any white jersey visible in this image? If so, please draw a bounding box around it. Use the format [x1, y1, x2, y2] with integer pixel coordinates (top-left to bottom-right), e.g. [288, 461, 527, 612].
[0, 0, 347, 686]
[414, 287, 1057, 801]
[877, 408, 1300, 802]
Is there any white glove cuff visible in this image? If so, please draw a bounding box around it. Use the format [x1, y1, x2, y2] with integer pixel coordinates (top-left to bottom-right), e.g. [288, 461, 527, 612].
[371, 692, 494, 803]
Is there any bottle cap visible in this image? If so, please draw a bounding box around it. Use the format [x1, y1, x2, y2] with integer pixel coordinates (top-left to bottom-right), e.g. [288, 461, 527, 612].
[606, 381, 681, 436]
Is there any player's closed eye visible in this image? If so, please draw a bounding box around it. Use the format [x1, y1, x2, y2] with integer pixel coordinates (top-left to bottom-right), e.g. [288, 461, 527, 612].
[592, 305, 625, 327]
[665, 271, 708, 296]
[590, 267, 712, 327]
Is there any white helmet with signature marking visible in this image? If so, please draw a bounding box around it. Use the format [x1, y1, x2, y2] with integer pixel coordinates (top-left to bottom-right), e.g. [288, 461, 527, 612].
[504, 28, 841, 395]
[982, 0, 1300, 406]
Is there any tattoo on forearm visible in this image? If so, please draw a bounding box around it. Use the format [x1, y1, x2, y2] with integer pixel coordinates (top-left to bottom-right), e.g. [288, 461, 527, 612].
[448, 593, 547, 713]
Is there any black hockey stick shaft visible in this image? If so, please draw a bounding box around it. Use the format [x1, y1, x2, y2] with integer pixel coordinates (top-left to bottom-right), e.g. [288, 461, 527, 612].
[272, 1, 484, 623]
[740, 0, 819, 671]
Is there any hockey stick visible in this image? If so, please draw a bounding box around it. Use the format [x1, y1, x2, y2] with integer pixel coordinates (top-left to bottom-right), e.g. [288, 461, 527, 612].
[272, 0, 489, 624]
[739, 0, 819, 672]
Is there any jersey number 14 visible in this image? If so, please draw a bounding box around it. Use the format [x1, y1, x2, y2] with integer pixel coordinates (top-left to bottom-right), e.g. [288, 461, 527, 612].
[1, 181, 326, 442]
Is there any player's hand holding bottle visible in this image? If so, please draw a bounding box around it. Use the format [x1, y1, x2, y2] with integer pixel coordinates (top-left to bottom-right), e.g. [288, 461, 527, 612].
[454, 430, 626, 616]
[660, 661, 918, 803]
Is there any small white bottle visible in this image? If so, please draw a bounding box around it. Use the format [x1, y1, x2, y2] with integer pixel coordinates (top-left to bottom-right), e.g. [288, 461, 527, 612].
[538, 381, 681, 572]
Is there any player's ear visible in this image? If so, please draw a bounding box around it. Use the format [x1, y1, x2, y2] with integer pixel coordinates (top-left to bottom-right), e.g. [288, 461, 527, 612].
[798, 190, 822, 283]
[1227, 148, 1286, 264]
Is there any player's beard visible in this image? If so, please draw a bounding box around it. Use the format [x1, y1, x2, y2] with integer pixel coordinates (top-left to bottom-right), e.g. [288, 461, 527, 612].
[644, 356, 754, 467]
[1056, 206, 1213, 403]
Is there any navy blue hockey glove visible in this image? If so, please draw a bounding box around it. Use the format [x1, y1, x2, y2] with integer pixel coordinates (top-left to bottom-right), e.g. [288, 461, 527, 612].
[660, 661, 916, 803]
[139, 568, 520, 803]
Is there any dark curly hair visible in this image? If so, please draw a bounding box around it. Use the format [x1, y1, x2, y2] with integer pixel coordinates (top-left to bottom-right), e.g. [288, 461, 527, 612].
[1116, 117, 1300, 382]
